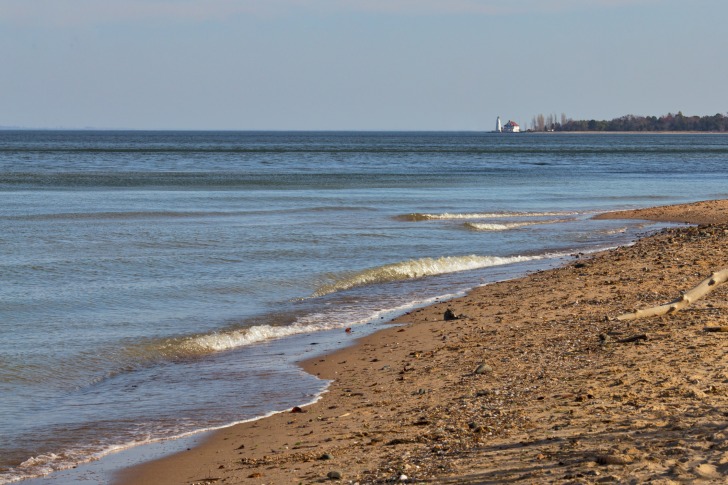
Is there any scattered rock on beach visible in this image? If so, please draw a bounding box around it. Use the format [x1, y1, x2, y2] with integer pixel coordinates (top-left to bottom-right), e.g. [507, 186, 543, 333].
[444, 308, 457, 320]
[474, 363, 493, 375]
[327, 470, 342, 480]
[594, 454, 632, 466]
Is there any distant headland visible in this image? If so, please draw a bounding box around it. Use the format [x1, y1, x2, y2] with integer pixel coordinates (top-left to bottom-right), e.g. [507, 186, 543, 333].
[521, 111, 728, 132]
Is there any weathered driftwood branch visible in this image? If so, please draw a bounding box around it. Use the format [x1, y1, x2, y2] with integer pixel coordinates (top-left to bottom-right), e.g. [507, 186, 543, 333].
[616, 268, 728, 321]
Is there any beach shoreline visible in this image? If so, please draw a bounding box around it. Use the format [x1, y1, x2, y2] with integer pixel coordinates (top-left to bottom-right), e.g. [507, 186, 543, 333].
[115, 199, 728, 484]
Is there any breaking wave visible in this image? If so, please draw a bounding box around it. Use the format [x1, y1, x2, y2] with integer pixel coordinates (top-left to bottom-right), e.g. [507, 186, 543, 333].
[123, 296, 444, 363]
[128, 323, 335, 362]
[464, 218, 572, 231]
[396, 211, 577, 221]
[464, 221, 535, 231]
[313, 254, 548, 297]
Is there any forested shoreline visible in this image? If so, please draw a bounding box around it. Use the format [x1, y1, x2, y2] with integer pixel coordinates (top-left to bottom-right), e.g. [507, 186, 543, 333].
[528, 112, 728, 132]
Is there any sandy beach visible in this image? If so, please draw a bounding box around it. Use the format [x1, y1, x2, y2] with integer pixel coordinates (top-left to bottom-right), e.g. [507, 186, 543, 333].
[118, 199, 728, 485]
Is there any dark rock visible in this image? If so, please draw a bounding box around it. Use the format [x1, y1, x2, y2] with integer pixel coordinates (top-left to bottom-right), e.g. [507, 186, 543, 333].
[319, 453, 334, 460]
[444, 308, 457, 321]
[327, 470, 342, 480]
[594, 454, 631, 465]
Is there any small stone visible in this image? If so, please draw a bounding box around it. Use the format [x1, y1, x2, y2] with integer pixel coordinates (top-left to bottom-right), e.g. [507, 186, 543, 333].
[474, 363, 493, 375]
[594, 454, 631, 466]
[399, 474, 408, 482]
[327, 470, 342, 480]
[319, 453, 334, 460]
[444, 308, 457, 321]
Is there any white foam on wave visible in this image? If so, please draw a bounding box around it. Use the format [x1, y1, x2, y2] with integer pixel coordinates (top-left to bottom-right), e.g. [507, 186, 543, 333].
[464, 218, 572, 232]
[135, 292, 456, 361]
[464, 221, 534, 231]
[167, 323, 334, 356]
[313, 254, 547, 297]
[397, 211, 577, 221]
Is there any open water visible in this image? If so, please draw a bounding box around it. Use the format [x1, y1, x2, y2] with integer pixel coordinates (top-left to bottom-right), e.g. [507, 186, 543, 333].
[1, 131, 727, 483]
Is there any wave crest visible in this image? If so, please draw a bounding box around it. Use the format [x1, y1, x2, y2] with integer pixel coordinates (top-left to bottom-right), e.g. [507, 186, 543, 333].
[130, 323, 331, 362]
[464, 218, 572, 231]
[313, 254, 543, 297]
[464, 222, 533, 231]
[396, 211, 576, 221]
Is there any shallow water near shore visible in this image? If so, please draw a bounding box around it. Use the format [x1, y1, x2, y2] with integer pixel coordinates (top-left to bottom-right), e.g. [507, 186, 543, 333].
[1, 131, 727, 483]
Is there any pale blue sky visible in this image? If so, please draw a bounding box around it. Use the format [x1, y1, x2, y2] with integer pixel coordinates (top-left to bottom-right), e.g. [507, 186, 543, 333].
[1, 0, 726, 130]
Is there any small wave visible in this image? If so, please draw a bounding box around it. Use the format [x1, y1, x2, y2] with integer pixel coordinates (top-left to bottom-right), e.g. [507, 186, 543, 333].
[122, 291, 465, 366]
[313, 254, 546, 297]
[130, 323, 335, 361]
[396, 211, 576, 221]
[464, 221, 534, 231]
[464, 218, 573, 231]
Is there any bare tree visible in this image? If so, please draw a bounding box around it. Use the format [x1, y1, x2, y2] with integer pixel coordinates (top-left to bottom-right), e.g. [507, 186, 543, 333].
[536, 114, 545, 131]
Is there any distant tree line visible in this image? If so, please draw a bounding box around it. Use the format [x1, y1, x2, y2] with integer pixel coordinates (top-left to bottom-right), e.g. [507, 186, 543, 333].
[527, 112, 728, 132]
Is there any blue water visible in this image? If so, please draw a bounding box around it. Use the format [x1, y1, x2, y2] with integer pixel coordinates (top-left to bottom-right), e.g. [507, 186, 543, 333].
[1, 131, 727, 483]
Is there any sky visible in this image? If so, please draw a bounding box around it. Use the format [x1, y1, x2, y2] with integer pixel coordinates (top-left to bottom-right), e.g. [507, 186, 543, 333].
[1, 0, 726, 130]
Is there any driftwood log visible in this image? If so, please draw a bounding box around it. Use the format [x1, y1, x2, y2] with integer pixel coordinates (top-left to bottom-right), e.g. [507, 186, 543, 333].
[616, 268, 728, 321]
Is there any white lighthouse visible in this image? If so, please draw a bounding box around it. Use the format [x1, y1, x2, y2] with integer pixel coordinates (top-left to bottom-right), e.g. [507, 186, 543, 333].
[496, 116, 502, 133]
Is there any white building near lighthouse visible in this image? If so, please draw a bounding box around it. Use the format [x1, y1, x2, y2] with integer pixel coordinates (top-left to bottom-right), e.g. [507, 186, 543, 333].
[502, 120, 520, 133]
[495, 116, 520, 133]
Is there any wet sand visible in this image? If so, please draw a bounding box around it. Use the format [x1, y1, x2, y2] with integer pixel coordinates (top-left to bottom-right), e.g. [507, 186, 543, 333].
[118, 199, 728, 484]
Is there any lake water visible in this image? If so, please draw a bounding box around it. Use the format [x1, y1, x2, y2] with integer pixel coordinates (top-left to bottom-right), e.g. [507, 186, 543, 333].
[1, 131, 727, 483]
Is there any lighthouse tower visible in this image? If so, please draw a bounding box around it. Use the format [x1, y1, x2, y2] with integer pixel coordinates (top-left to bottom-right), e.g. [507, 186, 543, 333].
[496, 116, 502, 133]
